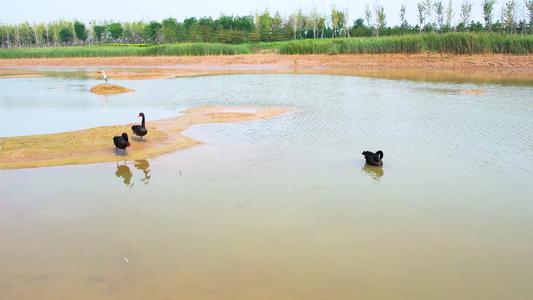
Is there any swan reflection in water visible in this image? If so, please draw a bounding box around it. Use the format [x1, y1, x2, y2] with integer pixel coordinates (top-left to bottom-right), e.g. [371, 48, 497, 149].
[115, 161, 133, 187]
[362, 164, 384, 181]
[134, 159, 151, 185]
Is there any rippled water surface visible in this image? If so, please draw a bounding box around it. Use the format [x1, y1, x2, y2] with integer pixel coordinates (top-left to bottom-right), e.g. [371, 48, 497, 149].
[1, 71, 533, 299]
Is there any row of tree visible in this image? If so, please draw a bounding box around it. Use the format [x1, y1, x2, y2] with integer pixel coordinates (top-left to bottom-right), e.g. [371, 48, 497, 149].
[2, 0, 533, 48]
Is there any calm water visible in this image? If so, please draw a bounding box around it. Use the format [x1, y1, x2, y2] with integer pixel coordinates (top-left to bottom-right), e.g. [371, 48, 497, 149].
[1, 71, 533, 299]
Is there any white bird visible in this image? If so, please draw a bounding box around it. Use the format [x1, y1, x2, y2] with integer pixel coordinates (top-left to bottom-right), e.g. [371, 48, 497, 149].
[103, 71, 108, 83]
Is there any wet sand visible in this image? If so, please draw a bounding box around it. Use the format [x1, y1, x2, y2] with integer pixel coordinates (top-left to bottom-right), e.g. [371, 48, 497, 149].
[0, 106, 296, 169]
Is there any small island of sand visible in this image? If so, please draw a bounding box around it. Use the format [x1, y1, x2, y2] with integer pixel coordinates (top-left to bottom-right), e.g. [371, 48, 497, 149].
[458, 90, 488, 94]
[0, 106, 296, 169]
[90, 83, 134, 94]
[91, 83, 135, 94]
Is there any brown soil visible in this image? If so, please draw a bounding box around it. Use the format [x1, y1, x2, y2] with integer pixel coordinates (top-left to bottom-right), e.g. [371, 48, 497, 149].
[1, 53, 532, 70]
[2, 53, 532, 84]
[0, 106, 296, 169]
[90, 83, 134, 94]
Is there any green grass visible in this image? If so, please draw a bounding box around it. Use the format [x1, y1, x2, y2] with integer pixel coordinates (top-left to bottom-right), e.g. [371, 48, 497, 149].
[2, 33, 533, 59]
[0, 43, 252, 59]
[278, 32, 533, 55]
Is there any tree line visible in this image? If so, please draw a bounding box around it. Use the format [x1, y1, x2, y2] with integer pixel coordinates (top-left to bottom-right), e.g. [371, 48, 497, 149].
[2, 0, 533, 48]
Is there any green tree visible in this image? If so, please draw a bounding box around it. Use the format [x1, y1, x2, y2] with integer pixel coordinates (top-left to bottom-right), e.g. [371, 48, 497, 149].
[502, 0, 517, 33]
[417, 2, 426, 32]
[469, 21, 484, 32]
[446, 0, 454, 29]
[256, 9, 272, 42]
[460, 0, 473, 31]
[375, 5, 386, 36]
[365, 4, 373, 35]
[123, 21, 144, 43]
[108, 22, 123, 40]
[435, 1, 444, 31]
[331, 8, 346, 38]
[309, 7, 320, 38]
[481, 0, 497, 30]
[74, 20, 87, 41]
[399, 4, 409, 33]
[58, 27, 74, 43]
[217, 14, 234, 30]
[351, 18, 371, 37]
[271, 11, 285, 41]
[142, 21, 162, 42]
[161, 18, 178, 43]
[183, 17, 197, 31]
[525, 0, 533, 33]
[236, 16, 254, 32]
[198, 17, 215, 42]
[93, 25, 106, 41]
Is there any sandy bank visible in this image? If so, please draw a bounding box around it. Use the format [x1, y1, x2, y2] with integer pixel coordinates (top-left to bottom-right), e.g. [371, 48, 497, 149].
[1, 53, 532, 70]
[0, 106, 296, 169]
[2, 53, 532, 83]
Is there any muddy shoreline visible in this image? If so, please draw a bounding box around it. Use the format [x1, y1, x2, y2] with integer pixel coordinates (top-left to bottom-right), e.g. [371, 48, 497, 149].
[1, 53, 532, 70]
[2, 53, 532, 83]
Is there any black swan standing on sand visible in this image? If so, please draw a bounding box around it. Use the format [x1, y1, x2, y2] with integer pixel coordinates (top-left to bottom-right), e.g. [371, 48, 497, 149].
[131, 112, 148, 141]
[113, 133, 131, 154]
[362, 150, 384, 166]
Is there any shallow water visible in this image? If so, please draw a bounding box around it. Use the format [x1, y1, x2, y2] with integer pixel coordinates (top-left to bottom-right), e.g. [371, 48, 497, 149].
[1, 71, 533, 299]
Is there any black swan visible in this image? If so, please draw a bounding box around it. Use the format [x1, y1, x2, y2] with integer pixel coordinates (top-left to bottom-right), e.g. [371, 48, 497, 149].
[131, 112, 148, 141]
[362, 150, 384, 166]
[113, 132, 131, 154]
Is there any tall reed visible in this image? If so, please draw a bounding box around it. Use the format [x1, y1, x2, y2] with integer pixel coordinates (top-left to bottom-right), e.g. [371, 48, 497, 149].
[278, 32, 533, 55]
[2, 33, 532, 58]
[0, 43, 251, 59]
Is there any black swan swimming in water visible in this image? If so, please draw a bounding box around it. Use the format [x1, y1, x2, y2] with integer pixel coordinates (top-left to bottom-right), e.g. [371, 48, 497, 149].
[113, 132, 131, 154]
[131, 112, 148, 141]
[362, 150, 384, 166]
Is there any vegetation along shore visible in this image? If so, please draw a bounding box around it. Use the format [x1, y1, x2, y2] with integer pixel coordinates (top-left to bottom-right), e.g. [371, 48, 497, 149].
[2, 1, 533, 57]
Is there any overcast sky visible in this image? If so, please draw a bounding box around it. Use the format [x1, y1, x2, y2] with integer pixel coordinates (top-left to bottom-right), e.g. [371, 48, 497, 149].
[0, 0, 513, 27]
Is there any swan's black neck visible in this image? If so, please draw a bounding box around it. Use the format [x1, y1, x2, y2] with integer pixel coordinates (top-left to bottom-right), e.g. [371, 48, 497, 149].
[140, 114, 145, 127]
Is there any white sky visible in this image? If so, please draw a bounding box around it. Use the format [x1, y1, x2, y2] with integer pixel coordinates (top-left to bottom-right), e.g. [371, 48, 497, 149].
[0, 0, 515, 27]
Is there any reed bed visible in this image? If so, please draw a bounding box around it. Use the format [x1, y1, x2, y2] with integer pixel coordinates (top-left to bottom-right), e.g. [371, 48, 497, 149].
[2, 33, 532, 59]
[278, 32, 533, 55]
[0, 43, 251, 59]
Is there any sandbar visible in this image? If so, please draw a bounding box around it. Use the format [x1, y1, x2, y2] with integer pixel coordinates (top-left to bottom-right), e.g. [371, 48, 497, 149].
[0, 106, 296, 169]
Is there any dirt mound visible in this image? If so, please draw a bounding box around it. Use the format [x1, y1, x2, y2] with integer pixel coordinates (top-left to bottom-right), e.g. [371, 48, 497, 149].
[90, 83, 134, 94]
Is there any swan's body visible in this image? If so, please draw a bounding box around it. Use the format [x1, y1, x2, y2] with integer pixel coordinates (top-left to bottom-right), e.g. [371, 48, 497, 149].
[362, 150, 384, 166]
[131, 112, 148, 141]
[113, 132, 131, 154]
